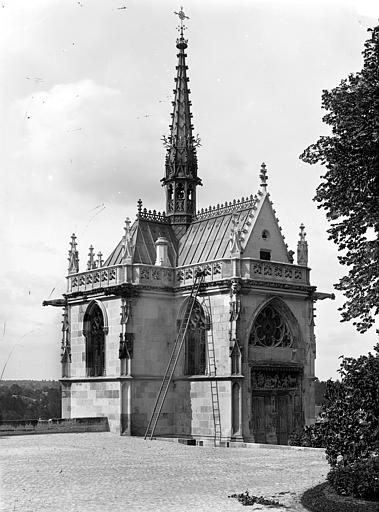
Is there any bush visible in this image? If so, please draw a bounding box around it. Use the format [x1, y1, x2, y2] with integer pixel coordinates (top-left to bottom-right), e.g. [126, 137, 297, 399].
[327, 457, 379, 501]
[288, 423, 325, 448]
[321, 345, 379, 468]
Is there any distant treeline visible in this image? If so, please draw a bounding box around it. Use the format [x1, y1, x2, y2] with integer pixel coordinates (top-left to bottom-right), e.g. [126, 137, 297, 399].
[0, 379, 328, 421]
[0, 380, 61, 421]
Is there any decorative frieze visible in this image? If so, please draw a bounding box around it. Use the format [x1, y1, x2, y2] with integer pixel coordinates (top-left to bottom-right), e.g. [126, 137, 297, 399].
[251, 369, 301, 390]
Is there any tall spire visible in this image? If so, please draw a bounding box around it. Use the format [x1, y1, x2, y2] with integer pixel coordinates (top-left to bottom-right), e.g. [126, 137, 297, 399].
[161, 7, 202, 234]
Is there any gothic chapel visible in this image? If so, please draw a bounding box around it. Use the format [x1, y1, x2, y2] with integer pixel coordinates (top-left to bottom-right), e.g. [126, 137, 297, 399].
[46, 13, 326, 445]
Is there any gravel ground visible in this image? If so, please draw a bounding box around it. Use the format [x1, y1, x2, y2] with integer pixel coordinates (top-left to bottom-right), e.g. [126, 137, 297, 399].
[0, 432, 328, 512]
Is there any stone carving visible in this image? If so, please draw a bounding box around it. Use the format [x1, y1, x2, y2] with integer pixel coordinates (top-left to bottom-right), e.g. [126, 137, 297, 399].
[68, 233, 79, 274]
[61, 307, 71, 364]
[140, 268, 150, 280]
[151, 269, 161, 280]
[119, 332, 134, 359]
[213, 262, 222, 275]
[251, 370, 299, 389]
[284, 268, 293, 279]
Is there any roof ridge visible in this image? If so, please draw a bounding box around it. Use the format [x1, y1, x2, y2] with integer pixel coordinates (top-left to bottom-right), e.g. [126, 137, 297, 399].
[194, 194, 258, 221]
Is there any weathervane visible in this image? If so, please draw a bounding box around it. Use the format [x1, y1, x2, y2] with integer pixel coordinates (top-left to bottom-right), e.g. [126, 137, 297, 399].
[174, 6, 189, 33]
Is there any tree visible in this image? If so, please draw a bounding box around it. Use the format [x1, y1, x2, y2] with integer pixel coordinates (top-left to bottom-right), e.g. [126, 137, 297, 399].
[300, 25, 379, 333]
[320, 345, 379, 500]
[320, 345, 379, 468]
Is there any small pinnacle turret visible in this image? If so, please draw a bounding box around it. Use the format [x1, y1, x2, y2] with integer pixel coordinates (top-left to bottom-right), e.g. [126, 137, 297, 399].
[68, 233, 79, 274]
[297, 223, 308, 266]
[161, 7, 202, 234]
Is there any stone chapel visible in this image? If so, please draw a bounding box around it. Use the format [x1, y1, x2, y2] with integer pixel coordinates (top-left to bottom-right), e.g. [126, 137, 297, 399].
[46, 14, 327, 445]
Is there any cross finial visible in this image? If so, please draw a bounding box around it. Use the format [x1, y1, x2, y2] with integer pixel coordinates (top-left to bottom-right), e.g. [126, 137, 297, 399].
[174, 6, 189, 35]
[260, 162, 268, 191]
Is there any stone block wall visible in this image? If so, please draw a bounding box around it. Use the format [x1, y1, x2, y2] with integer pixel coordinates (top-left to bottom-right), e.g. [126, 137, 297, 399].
[131, 379, 174, 436]
[63, 381, 121, 433]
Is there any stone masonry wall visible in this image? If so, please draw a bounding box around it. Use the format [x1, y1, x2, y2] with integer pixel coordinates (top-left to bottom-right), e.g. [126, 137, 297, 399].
[67, 381, 121, 433]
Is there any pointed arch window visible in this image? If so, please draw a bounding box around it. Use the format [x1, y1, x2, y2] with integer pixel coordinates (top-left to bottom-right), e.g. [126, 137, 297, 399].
[249, 305, 293, 348]
[84, 303, 105, 377]
[184, 300, 207, 376]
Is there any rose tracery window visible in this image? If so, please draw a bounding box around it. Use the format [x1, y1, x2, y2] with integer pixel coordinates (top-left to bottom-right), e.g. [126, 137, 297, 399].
[249, 306, 293, 347]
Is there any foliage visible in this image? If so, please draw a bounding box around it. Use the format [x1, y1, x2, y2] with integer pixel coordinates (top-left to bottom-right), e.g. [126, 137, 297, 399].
[0, 380, 61, 421]
[301, 483, 379, 512]
[228, 491, 285, 508]
[327, 457, 379, 501]
[321, 345, 379, 468]
[314, 379, 327, 406]
[288, 423, 325, 448]
[300, 25, 379, 333]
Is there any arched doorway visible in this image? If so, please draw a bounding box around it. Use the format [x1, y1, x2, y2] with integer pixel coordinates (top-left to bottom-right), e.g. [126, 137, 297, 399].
[249, 301, 303, 444]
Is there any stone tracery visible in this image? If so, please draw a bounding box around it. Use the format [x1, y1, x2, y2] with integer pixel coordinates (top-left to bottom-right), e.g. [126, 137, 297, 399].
[249, 305, 293, 348]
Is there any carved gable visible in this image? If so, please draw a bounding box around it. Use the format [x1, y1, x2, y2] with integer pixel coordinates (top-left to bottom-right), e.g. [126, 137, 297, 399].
[242, 196, 290, 263]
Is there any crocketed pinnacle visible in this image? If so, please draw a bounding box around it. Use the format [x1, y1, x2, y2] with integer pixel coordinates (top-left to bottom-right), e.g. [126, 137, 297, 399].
[163, 29, 201, 184]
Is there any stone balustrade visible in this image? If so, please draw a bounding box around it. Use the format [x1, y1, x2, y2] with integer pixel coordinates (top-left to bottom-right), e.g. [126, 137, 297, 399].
[67, 265, 123, 293]
[67, 258, 310, 294]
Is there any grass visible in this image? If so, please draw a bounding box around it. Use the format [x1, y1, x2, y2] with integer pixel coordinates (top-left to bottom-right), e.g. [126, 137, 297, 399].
[301, 482, 379, 512]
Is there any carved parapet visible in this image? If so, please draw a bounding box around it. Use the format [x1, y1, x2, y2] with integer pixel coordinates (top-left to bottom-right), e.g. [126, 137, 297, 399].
[133, 265, 174, 287]
[175, 260, 230, 287]
[245, 259, 310, 285]
[68, 265, 122, 293]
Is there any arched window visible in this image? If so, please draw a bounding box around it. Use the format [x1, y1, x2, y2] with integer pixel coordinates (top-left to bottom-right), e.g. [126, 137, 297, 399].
[249, 305, 293, 348]
[84, 303, 105, 377]
[183, 300, 207, 375]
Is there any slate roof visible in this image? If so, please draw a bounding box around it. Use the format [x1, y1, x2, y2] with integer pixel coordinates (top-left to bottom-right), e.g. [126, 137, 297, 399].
[178, 199, 258, 266]
[103, 219, 178, 267]
[103, 195, 259, 268]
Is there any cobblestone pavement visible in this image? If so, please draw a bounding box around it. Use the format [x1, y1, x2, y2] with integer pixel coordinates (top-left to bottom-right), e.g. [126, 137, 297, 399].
[0, 433, 328, 512]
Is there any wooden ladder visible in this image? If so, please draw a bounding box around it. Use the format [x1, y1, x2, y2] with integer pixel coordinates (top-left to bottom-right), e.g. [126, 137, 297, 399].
[144, 270, 206, 440]
[203, 296, 222, 447]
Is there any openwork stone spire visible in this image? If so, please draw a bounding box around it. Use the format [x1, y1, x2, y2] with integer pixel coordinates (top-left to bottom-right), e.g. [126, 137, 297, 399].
[161, 7, 202, 233]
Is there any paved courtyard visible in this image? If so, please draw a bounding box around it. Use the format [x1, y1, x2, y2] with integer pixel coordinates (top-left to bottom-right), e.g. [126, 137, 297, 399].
[0, 433, 328, 512]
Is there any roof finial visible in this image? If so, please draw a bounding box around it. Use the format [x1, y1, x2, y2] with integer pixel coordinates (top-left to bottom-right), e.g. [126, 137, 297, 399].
[68, 233, 79, 274]
[260, 162, 268, 191]
[297, 223, 308, 266]
[174, 6, 189, 36]
[87, 245, 96, 270]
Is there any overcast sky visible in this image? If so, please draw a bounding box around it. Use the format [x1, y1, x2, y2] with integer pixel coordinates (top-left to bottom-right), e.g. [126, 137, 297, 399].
[0, 0, 378, 381]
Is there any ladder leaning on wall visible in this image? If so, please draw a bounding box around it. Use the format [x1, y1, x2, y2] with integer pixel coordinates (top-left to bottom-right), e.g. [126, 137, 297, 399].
[144, 270, 206, 441]
[203, 296, 222, 447]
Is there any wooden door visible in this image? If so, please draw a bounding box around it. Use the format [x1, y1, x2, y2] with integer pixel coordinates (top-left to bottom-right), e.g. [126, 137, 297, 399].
[251, 396, 266, 443]
[277, 394, 292, 445]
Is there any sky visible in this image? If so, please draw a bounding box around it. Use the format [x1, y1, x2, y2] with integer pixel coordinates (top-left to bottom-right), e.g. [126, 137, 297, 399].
[0, 0, 378, 381]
